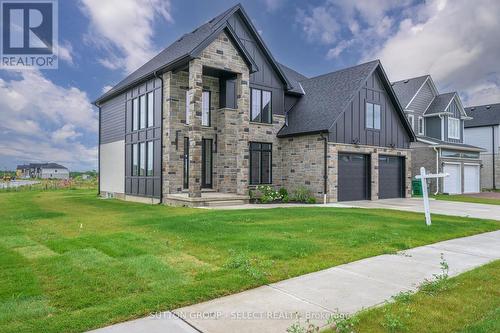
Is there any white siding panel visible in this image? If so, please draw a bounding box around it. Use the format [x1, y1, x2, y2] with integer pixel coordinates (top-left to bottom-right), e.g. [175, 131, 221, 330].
[464, 126, 497, 153]
[100, 140, 125, 194]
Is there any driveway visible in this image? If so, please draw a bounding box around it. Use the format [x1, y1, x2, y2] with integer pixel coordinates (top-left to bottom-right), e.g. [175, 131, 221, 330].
[343, 197, 500, 221]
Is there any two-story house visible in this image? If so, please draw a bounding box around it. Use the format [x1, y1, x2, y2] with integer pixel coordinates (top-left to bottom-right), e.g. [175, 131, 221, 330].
[95, 4, 415, 206]
[464, 103, 500, 190]
[392, 75, 483, 194]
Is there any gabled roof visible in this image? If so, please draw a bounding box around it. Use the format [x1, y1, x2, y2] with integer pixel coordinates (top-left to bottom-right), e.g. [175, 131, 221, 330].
[391, 75, 429, 109]
[464, 103, 500, 128]
[277, 60, 415, 139]
[95, 3, 293, 104]
[417, 136, 484, 151]
[424, 92, 456, 115]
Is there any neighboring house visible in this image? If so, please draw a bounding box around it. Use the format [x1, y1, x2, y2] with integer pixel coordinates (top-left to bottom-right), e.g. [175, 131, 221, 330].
[392, 76, 483, 194]
[95, 4, 415, 206]
[464, 103, 500, 190]
[16, 163, 70, 180]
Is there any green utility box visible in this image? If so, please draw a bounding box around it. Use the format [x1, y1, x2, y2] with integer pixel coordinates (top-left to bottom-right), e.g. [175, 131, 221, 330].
[412, 179, 422, 196]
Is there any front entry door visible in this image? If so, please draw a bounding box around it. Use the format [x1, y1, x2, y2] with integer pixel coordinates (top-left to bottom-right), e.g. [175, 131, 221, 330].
[202, 139, 213, 188]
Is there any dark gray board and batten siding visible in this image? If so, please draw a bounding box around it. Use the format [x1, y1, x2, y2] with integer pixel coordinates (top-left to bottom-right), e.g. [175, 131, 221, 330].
[443, 100, 464, 143]
[124, 78, 162, 199]
[226, 13, 285, 115]
[329, 70, 411, 149]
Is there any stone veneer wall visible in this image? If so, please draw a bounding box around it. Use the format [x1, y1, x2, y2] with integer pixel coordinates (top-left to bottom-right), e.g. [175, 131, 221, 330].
[410, 143, 439, 193]
[280, 136, 412, 202]
[162, 31, 251, 199]
[478, 152, 500, 190]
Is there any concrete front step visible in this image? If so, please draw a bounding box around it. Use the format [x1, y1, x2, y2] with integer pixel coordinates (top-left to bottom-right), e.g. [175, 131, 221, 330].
[205, 199, 248, 207]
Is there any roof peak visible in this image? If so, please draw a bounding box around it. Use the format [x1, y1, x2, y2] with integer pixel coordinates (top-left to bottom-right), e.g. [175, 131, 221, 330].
[391, 74, 429, 85]
[306, 59, 379, 82]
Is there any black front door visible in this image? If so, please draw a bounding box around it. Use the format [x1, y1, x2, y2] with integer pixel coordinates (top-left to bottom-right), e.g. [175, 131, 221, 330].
[202, 139, 213, 188]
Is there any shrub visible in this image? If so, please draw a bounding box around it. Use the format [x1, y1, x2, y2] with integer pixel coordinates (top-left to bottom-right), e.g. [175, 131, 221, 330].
[291, 186, 317, 204]
[279, 187, 289, 203]
[256, 185, 283, 203]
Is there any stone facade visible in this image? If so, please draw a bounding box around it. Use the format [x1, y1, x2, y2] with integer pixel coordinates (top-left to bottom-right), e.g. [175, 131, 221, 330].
[280, 135, 412, 203]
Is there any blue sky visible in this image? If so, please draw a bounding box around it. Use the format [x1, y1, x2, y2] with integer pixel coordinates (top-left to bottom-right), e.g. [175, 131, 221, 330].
[1, 0, 500, 171]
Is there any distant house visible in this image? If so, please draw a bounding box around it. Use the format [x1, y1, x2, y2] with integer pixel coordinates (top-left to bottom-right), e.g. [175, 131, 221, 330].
[392, 75, 483, 194]
[16, 163, 70, 180]
[464, 103, 500, 190]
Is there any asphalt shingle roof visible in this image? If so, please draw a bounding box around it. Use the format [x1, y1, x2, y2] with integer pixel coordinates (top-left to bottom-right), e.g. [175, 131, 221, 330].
[418, 136, 483, 151]
[391, 75, 429, 108]
[425, 92, 456, 115]
[464, 103, 500, 127]
[278, 60, 380, 137]
[278, 63, 307, 95]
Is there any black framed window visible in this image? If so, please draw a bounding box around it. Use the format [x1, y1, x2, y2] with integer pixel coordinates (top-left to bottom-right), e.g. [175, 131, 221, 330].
[139, 142, 146, 176]
[202, 90, 211, 126]
[251, 88, 272, 123]
[132, 98, 138, 131]
[202, 139, 212, 188]
[139, 95, 146, 129]
[366, 102, 381, 130]
[147, 92, 154, 127]
[132, 143, 138, 176]
[249, 142, 272, 184]
[147, 141, 154, 176]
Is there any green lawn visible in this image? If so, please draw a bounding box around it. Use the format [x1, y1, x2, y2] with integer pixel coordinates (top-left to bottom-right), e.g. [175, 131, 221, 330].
[346, 260, 500, 333]
[1, 190, 499, 333]
[433, 194, 500, 206]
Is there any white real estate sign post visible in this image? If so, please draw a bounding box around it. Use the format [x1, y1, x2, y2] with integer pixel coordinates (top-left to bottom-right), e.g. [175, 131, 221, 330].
[415, 167, 449, 226]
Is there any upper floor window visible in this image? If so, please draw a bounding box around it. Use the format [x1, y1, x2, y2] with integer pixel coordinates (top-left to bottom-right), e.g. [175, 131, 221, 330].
[418, 116, 424, 135]
[448, 117, 460, 139]
[251, 88, 272, 124]
[407, 114, 414, 130]
[366, 102, 381, 130]
[185, 91, 191, 125]
[131, 92, 155, 131]
[202, 90, 211, 126]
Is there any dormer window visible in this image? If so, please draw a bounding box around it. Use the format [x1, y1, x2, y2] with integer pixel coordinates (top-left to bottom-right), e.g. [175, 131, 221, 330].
[448, 117, 460, 139]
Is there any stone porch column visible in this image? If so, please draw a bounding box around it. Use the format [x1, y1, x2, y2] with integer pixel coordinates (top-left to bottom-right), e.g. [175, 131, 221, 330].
[235, 72, 250, 195]
[327, 143, 338, 202]
[188, 59, 203, 198]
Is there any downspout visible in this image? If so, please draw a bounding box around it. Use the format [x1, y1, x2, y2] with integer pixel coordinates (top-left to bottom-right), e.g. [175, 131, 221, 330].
[493, 125, 496, 190]
[433, 146, 440, 195]
[154, 70, 164, 203]
[320, 132, 328, 204]
[97, 103, 101, 197]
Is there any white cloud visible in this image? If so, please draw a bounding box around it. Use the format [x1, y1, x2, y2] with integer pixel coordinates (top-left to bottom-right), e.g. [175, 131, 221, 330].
[263, 0, 286, 12]
[297, 6, 340, 44]
[370, 0, 500, 106]
[0, 71, 97, 171]
[79, 0, 173, 73]
[58, 40, 74, 65]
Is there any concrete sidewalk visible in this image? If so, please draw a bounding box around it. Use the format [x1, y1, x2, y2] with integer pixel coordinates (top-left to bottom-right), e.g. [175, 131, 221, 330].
[89, 230, 500, 333]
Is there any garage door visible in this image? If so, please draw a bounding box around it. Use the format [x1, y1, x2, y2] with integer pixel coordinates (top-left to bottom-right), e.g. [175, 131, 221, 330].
[378, 155, 405, 199]
[443, 163, 461, 194]
[464, 164, 480, 193]
[338, 153, 370, 201]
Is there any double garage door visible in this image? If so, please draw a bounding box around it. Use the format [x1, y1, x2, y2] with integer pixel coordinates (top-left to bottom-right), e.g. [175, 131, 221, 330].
[443, 163, 480, 194]
[338, 153, 405, 201]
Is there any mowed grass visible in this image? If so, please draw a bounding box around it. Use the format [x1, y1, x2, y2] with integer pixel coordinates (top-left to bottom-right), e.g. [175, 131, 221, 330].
[350, 260, 500, 333]
[434, 194, 500, 206]
[0, 190, 498, 333]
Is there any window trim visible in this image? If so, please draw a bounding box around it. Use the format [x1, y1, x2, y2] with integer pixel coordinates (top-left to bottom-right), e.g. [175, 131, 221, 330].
[250, 88, 272, 124]
[407, 114, 414, 131]
[365, 101, 381, 130]
[249, 142, 272, 185]
[202, 90, 211, 127]
[418, 116, 424, 135]
[448, 117, 460, 139]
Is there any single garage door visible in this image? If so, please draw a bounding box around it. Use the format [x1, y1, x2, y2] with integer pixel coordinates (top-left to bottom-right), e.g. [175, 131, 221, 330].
[443, 163, 461, 194]
[464, 164, 480, 193]
[338, 153, 370, 201]
[378, 155, 405, 199]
